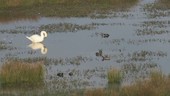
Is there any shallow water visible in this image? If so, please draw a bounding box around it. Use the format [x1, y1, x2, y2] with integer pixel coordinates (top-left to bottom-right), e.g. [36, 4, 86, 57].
[0, 0, 170, 91]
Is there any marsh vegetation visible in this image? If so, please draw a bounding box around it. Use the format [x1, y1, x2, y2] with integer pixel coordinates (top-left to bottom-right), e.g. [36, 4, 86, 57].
[0, 63, 169, 96]
[0, 60, 44, 87]
[0, 0, 170, 95]
[0, 0, 139, 22]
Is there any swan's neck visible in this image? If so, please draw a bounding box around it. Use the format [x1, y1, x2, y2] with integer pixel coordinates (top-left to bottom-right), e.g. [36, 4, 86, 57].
[40, 33, 45, 38]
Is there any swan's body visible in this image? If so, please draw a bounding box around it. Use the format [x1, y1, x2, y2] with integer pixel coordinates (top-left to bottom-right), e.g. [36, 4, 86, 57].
[28, 43, 48, 54]
[26, 31, 47, 43]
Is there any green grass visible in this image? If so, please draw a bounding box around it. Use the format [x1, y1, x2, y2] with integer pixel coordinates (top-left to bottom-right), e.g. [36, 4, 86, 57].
[107, 68, 122, 84]
[0, 0, 139, 22]
[0, 60, 44, 88]
[0, 41, 10, 50]
[0, 0, 139, 8]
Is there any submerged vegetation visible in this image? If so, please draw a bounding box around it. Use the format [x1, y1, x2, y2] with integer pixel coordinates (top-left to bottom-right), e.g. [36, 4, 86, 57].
[0, 41, 14, 50]
[0, 41, 8, 50]
[154, 0, 170, 10]
[5, 56, 91, 65]
[0, 23, 96, 34]
[144, 0, 170, 18]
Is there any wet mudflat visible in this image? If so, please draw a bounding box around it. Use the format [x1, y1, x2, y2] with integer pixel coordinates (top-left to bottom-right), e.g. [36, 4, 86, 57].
[0, 0, 170, 95]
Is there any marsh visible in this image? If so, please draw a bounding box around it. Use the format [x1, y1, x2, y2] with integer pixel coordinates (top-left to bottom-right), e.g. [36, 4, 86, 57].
[0, 0, 170, 95]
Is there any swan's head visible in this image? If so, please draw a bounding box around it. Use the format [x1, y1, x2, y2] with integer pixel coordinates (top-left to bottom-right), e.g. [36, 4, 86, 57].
[41, 31, 48, 38]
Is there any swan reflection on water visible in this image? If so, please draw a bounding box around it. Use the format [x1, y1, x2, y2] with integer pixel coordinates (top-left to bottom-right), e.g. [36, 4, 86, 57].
[28, 43, 48, 54]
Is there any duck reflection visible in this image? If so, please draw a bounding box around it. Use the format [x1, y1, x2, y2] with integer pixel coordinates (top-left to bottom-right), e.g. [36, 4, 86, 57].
[28, 43, 48, 54]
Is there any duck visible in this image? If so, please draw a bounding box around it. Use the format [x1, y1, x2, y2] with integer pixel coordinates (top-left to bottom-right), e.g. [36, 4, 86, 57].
[68, 72, 73, 76]
[28, 43, 48, 54]
[101, 55, 111, 61]
[57, 73, 64, 77]
[96, 49, 103, 57]
[26, 31, 47, 43]
[101, 33, 109, 38]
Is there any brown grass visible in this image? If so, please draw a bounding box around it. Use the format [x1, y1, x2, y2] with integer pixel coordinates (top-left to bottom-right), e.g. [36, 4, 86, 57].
[120, 72, 170, 96]
[72, 71, 170, 96]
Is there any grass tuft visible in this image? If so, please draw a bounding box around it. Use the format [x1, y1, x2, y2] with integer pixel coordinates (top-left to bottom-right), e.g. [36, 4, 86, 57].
[0, 60, 44, 88]
[107, 68, 122, 84]
[120, 71, 170, 96]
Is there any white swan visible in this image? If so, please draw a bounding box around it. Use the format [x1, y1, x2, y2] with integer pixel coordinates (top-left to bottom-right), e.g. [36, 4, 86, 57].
[26, 31, 47, 43]
[28, 43, 48, 54]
